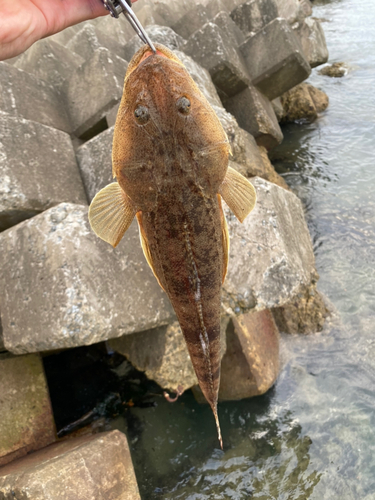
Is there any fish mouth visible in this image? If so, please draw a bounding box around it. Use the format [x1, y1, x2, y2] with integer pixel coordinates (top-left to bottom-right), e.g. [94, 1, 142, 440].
[125, 43, 185, 80]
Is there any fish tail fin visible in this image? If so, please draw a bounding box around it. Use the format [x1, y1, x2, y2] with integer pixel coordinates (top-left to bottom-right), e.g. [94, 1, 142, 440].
[211, 403, 223, 450]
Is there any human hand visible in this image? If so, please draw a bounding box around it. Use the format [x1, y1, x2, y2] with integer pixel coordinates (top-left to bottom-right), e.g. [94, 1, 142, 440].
[0, 0, 137, 61]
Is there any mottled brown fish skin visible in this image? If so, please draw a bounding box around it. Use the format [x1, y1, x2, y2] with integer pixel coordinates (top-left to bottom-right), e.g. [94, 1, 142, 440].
[112, 45, 230, 431]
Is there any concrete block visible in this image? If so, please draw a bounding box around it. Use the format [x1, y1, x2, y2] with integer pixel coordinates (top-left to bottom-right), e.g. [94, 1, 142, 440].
[222, 177, 317, 312]
[0, 62, 72, 133]
[273, 0, 301, 24]
[224, 85, 283, 149]
[220, 310, 279, 400]
[0, 116, 87, 232]
[65, 48, 127, 137]
[0, 353, 55, 467]
[48, 25, 81, 46]
[240, 18, 311, 100]
[272, 96, 285, 121]
[205, 0, 230, 17]
[92, 15, 135, 47]
[124, 25, 186, 63]
[110, 322, 198, 392]
[184, 14, 250, 97]
[0, 431, 140, 500]
[293, 17, 329, 68]
[14, 39, 84, 90]
[66, 23, 123, 61]
[257, 146, 290, 190]
[230, 0, 279, 37]
[0, 203, 175, 354]
[135, 5, 166, 27]
[172, 3, 209, 40]
[174, 50, 223, 108]
[76, 127, 114, 203]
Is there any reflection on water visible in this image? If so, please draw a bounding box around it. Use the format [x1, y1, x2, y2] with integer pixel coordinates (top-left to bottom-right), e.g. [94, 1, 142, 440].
[110, 1, 375, 497]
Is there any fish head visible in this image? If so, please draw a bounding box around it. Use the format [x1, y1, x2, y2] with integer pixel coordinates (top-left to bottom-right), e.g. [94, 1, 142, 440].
[113, 44, 230, 210]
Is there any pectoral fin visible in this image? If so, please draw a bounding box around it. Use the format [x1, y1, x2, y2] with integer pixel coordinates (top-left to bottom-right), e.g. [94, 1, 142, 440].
[219, 167, 257, 223]
[136, 213, 166, 292]
[88, 183, 136, 247]
[218, 194, 229, 283]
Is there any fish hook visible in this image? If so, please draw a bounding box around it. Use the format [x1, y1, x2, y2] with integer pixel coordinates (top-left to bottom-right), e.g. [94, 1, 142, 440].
[163, 385, 185, 403]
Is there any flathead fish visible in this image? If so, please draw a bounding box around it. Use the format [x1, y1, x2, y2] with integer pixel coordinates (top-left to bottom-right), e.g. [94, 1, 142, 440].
[88, 44, 256, 448]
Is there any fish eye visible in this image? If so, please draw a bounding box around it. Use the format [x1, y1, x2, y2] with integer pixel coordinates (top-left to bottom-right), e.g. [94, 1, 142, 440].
[177, 96, 191, 115]
[134, 105, 150, 124]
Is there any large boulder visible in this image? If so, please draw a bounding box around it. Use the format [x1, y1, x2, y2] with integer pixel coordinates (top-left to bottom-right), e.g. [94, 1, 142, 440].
[0, 431, 140, 500]
[280, 83, 329, 123]
[0, 353, 55, 467]
[0, 203, 174, 354]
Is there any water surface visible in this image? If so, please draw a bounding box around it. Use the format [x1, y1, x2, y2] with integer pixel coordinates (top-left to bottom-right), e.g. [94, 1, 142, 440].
[111, 1, 375, 497]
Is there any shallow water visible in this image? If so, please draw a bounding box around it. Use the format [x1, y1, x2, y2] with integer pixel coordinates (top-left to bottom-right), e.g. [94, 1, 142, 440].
[109, 1, 375, 497]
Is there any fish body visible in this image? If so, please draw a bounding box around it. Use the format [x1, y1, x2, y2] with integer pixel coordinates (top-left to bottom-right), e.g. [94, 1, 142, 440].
[89, 44, 256, 447]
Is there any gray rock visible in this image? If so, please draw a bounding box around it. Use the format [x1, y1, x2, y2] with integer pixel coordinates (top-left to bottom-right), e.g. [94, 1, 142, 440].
[212, 105, 272, 178]
[76, 126, 114, 203]
[14, 39, 84, 90]
[174, 50, 223, 108]
[293, 17, 329, 68]
[135, 4, 166, 27]
[273, 0, 304, 24]
[271, 96, 285, 121]
[66, 23, 123, 61]
[123, 25, 186, 63]
[65, 48, 128, 138]
[0, 116, 87, 232]
[184, 14, 250, 97]
[48, 25, 81, 46]
[0, 203, 174, 354]
[230, 0, 279, 37]
[172, 3, 210, 40]
[0, 431, 141, 500]
[0, 62, 72, 133]
[110, 322, 198, 392]
[0, 353, 55, 467]
[91, 15, 135, 47]
[224, 85, 283, 150]
[222, 176, 317, 312]
[205, 0, 230, 17]
[240, 17, 311, 100]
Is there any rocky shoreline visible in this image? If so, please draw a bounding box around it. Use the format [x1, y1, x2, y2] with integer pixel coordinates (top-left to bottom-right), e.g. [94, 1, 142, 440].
[0, 0, 331, 497]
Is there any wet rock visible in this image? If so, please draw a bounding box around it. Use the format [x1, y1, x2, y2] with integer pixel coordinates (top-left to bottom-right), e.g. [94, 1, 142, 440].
[272, 283, 329, 334]
[293, 17, 329, 68]
[65, 48, 128, 138]
[240, 17, 311, 100]
[193, 310, 279, 402]
[184, 13, 250, 97]
[230, 0, 279, 37]
[124, 25, 186, 62]
[0, 203, 174, 354]
[0, 353, 55, 467]
[318, 62, 348, 77]
[0, 116, 87, 232]
[66, 23, 123, 61]
[222, 177, 317, 313]
[280, 82, 329, 123]
[14, 39, 83, 90]
[109, 318, 228, 393]
[110, 322, 198, 392]
[0, 62, 72, 133]
[0, 430, 140, 500]
[224, 85, 283, 150]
